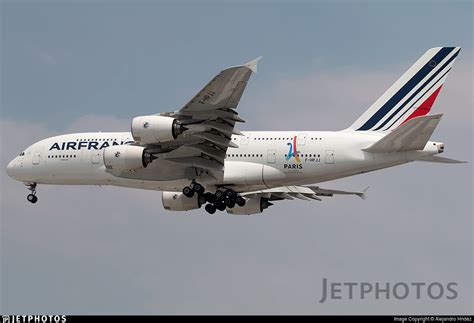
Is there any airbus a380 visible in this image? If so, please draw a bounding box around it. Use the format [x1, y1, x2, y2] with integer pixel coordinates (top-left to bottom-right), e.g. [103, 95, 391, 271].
[6, 47, 465, 214]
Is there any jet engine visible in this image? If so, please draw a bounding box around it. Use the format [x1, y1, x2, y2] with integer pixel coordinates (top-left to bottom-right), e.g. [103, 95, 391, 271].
[226, 197, 273, 215]
[162, 191, 202, 211]
[131, 115, 186, 144]
[103, 145, 155, 171]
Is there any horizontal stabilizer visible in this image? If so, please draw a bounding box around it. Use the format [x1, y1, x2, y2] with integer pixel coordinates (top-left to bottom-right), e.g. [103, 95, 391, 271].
[363, 114, 442, 153]
[417, 155, 467, 164]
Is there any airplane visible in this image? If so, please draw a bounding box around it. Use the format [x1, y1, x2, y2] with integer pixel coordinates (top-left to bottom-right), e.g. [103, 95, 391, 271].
[6, 47, 466, 215]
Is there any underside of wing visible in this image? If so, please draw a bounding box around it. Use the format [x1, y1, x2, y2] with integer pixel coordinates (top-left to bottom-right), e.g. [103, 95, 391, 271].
[225, 185, 367, 215]
[242, 185, 368, 201]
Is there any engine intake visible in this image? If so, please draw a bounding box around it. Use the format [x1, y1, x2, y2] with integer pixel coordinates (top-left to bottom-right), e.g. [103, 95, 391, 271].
[162, 191, 202, 211]
[131, 115, 186, 144]
[103, 145, 155, 171]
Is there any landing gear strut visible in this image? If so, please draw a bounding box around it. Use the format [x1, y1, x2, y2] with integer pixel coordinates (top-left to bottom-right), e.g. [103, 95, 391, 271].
[26, 183, 38, 204]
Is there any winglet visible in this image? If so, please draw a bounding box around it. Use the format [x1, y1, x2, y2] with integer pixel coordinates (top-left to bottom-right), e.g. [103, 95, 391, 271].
[243, 56, 262, 73]
[358, 186, 369, 200]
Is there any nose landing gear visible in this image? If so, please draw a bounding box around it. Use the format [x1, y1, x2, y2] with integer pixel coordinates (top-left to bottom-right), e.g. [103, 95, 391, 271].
[27, 194, 38, 203]
[26, 183, 38, 204]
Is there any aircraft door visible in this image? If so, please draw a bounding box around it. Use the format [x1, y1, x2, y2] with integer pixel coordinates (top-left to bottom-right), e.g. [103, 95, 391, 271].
[325, 150, 334, 164]
[297, 133, 307, 146]
[240, 136, 249, 146]
[32, 152, 41, 165]
[267, 149, 276, 163]
[91, 150, 101, 164]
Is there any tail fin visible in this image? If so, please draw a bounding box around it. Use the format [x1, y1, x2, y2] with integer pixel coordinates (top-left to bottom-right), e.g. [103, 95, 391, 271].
[363, 114, 442, 153]
[347, 47, 461, 132]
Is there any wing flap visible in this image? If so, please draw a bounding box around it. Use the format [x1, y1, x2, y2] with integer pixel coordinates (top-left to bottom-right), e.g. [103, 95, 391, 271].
[241, 185, 367, 203]
[191, 132, 238, 149]
[308, 186, 368, 200]
[185, 144, 227, 162]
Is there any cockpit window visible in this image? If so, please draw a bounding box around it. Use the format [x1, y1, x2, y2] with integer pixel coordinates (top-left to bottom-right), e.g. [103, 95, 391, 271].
[19, 152, 25, 156]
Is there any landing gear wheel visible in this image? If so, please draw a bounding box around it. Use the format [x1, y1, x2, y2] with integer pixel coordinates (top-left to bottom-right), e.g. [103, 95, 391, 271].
[27, 194, 38, 204]
[204, 192, 215, 203]
[198, 194, 207, 206]
[214, 200, 226, 211]
[192, 183, 205, 195]
[225, 189, 236, 199]
[182, 186, 194, 198]
[26, 183, 38, 204]
[215, 189, 225, 199]
[235, 195, 246, 207]
[224, 198, 235, 208]
[205, 204, 216, 214]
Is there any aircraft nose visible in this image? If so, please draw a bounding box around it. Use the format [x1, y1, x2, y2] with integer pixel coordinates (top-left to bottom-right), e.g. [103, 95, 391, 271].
[6, 158, 19, 179]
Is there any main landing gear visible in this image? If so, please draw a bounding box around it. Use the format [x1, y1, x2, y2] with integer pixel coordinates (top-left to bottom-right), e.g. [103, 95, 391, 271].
[182, 183, 246, 214]
[26, 183, 38, 204]
[182, 183, 205, 198]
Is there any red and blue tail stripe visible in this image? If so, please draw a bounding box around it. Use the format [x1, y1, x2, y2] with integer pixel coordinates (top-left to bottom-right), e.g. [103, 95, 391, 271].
[348, 47, 461, 132]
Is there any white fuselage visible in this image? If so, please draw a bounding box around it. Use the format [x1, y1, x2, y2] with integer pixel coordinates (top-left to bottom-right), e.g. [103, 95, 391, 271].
[6, 130, 442, 192]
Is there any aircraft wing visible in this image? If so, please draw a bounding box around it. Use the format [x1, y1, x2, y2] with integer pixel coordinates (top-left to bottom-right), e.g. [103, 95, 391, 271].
[242, 185, 368, 201]
[177, 57, 261, 114]
[155, 57, 261, 179]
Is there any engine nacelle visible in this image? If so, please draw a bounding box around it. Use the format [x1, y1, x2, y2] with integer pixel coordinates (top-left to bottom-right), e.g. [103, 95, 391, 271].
[226, 197, 273, 215]
[131, 115, 185, 144]
[162, 191, 202, 211]
[103, 145, 154, 171]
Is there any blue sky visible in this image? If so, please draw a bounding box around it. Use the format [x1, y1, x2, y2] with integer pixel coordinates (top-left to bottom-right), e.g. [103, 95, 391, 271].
[1, 0, 473, 314]
[3, 1, 472, 127]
